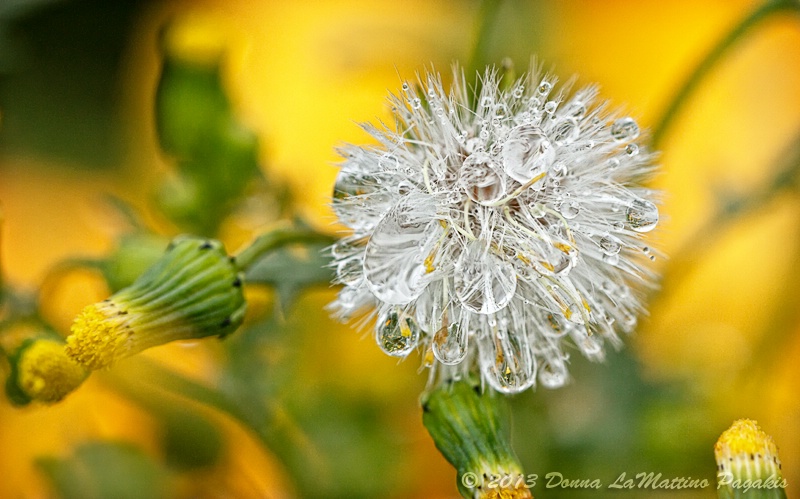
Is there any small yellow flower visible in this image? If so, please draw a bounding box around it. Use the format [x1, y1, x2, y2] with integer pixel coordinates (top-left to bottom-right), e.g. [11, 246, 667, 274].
[715, 419, 787, 499]
[11, 339, 88, 404]
[66, 236, 246, 370]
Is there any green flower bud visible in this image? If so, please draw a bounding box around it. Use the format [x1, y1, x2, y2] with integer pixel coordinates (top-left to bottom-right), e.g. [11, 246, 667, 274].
[66, 236, 246, 370]
[715, 419, 787, 499]
[422, 378, 532, 499]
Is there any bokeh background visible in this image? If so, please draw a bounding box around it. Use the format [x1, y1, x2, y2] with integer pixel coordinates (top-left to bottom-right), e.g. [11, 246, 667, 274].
[1, 0, 799, 497]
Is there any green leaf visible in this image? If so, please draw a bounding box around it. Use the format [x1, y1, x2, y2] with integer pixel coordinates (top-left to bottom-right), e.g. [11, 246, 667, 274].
[244, 242, 334, 308]
[36, 441, 172, 499]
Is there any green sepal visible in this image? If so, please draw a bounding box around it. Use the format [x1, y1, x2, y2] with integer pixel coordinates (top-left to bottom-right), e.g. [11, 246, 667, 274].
[422, 377, 526, 498]
[4, 338, 35, 406]
[114, 235, 247, 341]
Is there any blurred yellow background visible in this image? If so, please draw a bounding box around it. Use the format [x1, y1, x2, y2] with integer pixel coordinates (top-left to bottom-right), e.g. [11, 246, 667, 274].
[1, 0, 799, 497]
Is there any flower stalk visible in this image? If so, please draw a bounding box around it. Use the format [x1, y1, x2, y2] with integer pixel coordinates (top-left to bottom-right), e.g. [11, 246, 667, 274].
[422, 378, 532, 499]
[652, 0, 800, 147]
[232, 223, 336, 272]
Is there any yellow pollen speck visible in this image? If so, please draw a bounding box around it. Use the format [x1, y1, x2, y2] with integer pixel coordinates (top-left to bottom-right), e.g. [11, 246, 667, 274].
[553, 242, 572, 254]
[516, 254, 531, 266]
[540, 261, 554, 272]
[18, 340, 88, 403]
[65, 303, 131, 370]
[424, 252, 436, 273]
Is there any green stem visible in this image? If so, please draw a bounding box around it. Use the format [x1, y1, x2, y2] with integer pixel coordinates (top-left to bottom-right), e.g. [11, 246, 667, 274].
[0, 204, 5, 306]
[652, 130, 800, 303]
[467, 0, 504, 107]
[233, 224, 335, 272]
[745, 207, 800, 383]
[651, 0, 800, 148]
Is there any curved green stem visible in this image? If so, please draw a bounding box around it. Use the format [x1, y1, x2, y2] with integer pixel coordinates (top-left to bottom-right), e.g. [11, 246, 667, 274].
[651, 0, 800, 148]
[745, 211, 800, 384]
[467, 0, 504, 76]
[0, 204, 6, 306]
[233, 224, 335, 272]
[467, 0, 504, 108]
[652, 130, 800, 304]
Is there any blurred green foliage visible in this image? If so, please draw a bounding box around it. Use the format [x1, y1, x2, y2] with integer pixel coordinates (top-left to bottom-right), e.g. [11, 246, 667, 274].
[155, 36, 264, 236]
[0, 0, 152, 168]
[37, 441, 171, 499]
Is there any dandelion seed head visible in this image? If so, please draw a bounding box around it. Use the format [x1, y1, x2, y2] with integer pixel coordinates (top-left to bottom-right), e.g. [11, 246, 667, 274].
[329, 64, 660, 394]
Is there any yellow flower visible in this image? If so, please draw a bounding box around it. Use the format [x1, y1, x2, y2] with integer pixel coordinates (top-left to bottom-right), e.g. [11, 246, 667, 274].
[8, 339, 88, 404]
[715, 419, 787, 498]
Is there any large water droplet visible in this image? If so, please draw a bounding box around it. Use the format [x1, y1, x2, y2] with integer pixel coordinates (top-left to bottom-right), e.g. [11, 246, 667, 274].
[333, 169, 395, 231]
[560, 201, 580, 219]
[543, 281, 585, 324]
[610, 117, 640, 141]
[480, 331, 536, 394]
[552, 118, 580, 145]
[501, 125, 554, 183]
[598, 233, 622, 255]
[602, 252, 619, 265]
[544, 312, 572, 338]
[550, 161, 567, 178]
[454, 240, 517, 314]
[336, 257, 364, 286]
[625, 198, 659, 232]
[566, 100, 587, 118]
[531, 240, 577, 276]
[619, 309, 638, 332]
[376, 306, 420, 357]
[432, 315, 469, 365]
[364, 202, 442, 305]
[378, 153, 399, 170]
[538, 357, 568, 389]
[571, 330, 604, 361]
[458, 153, 507, 206]
[537, 81, 552, 95]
